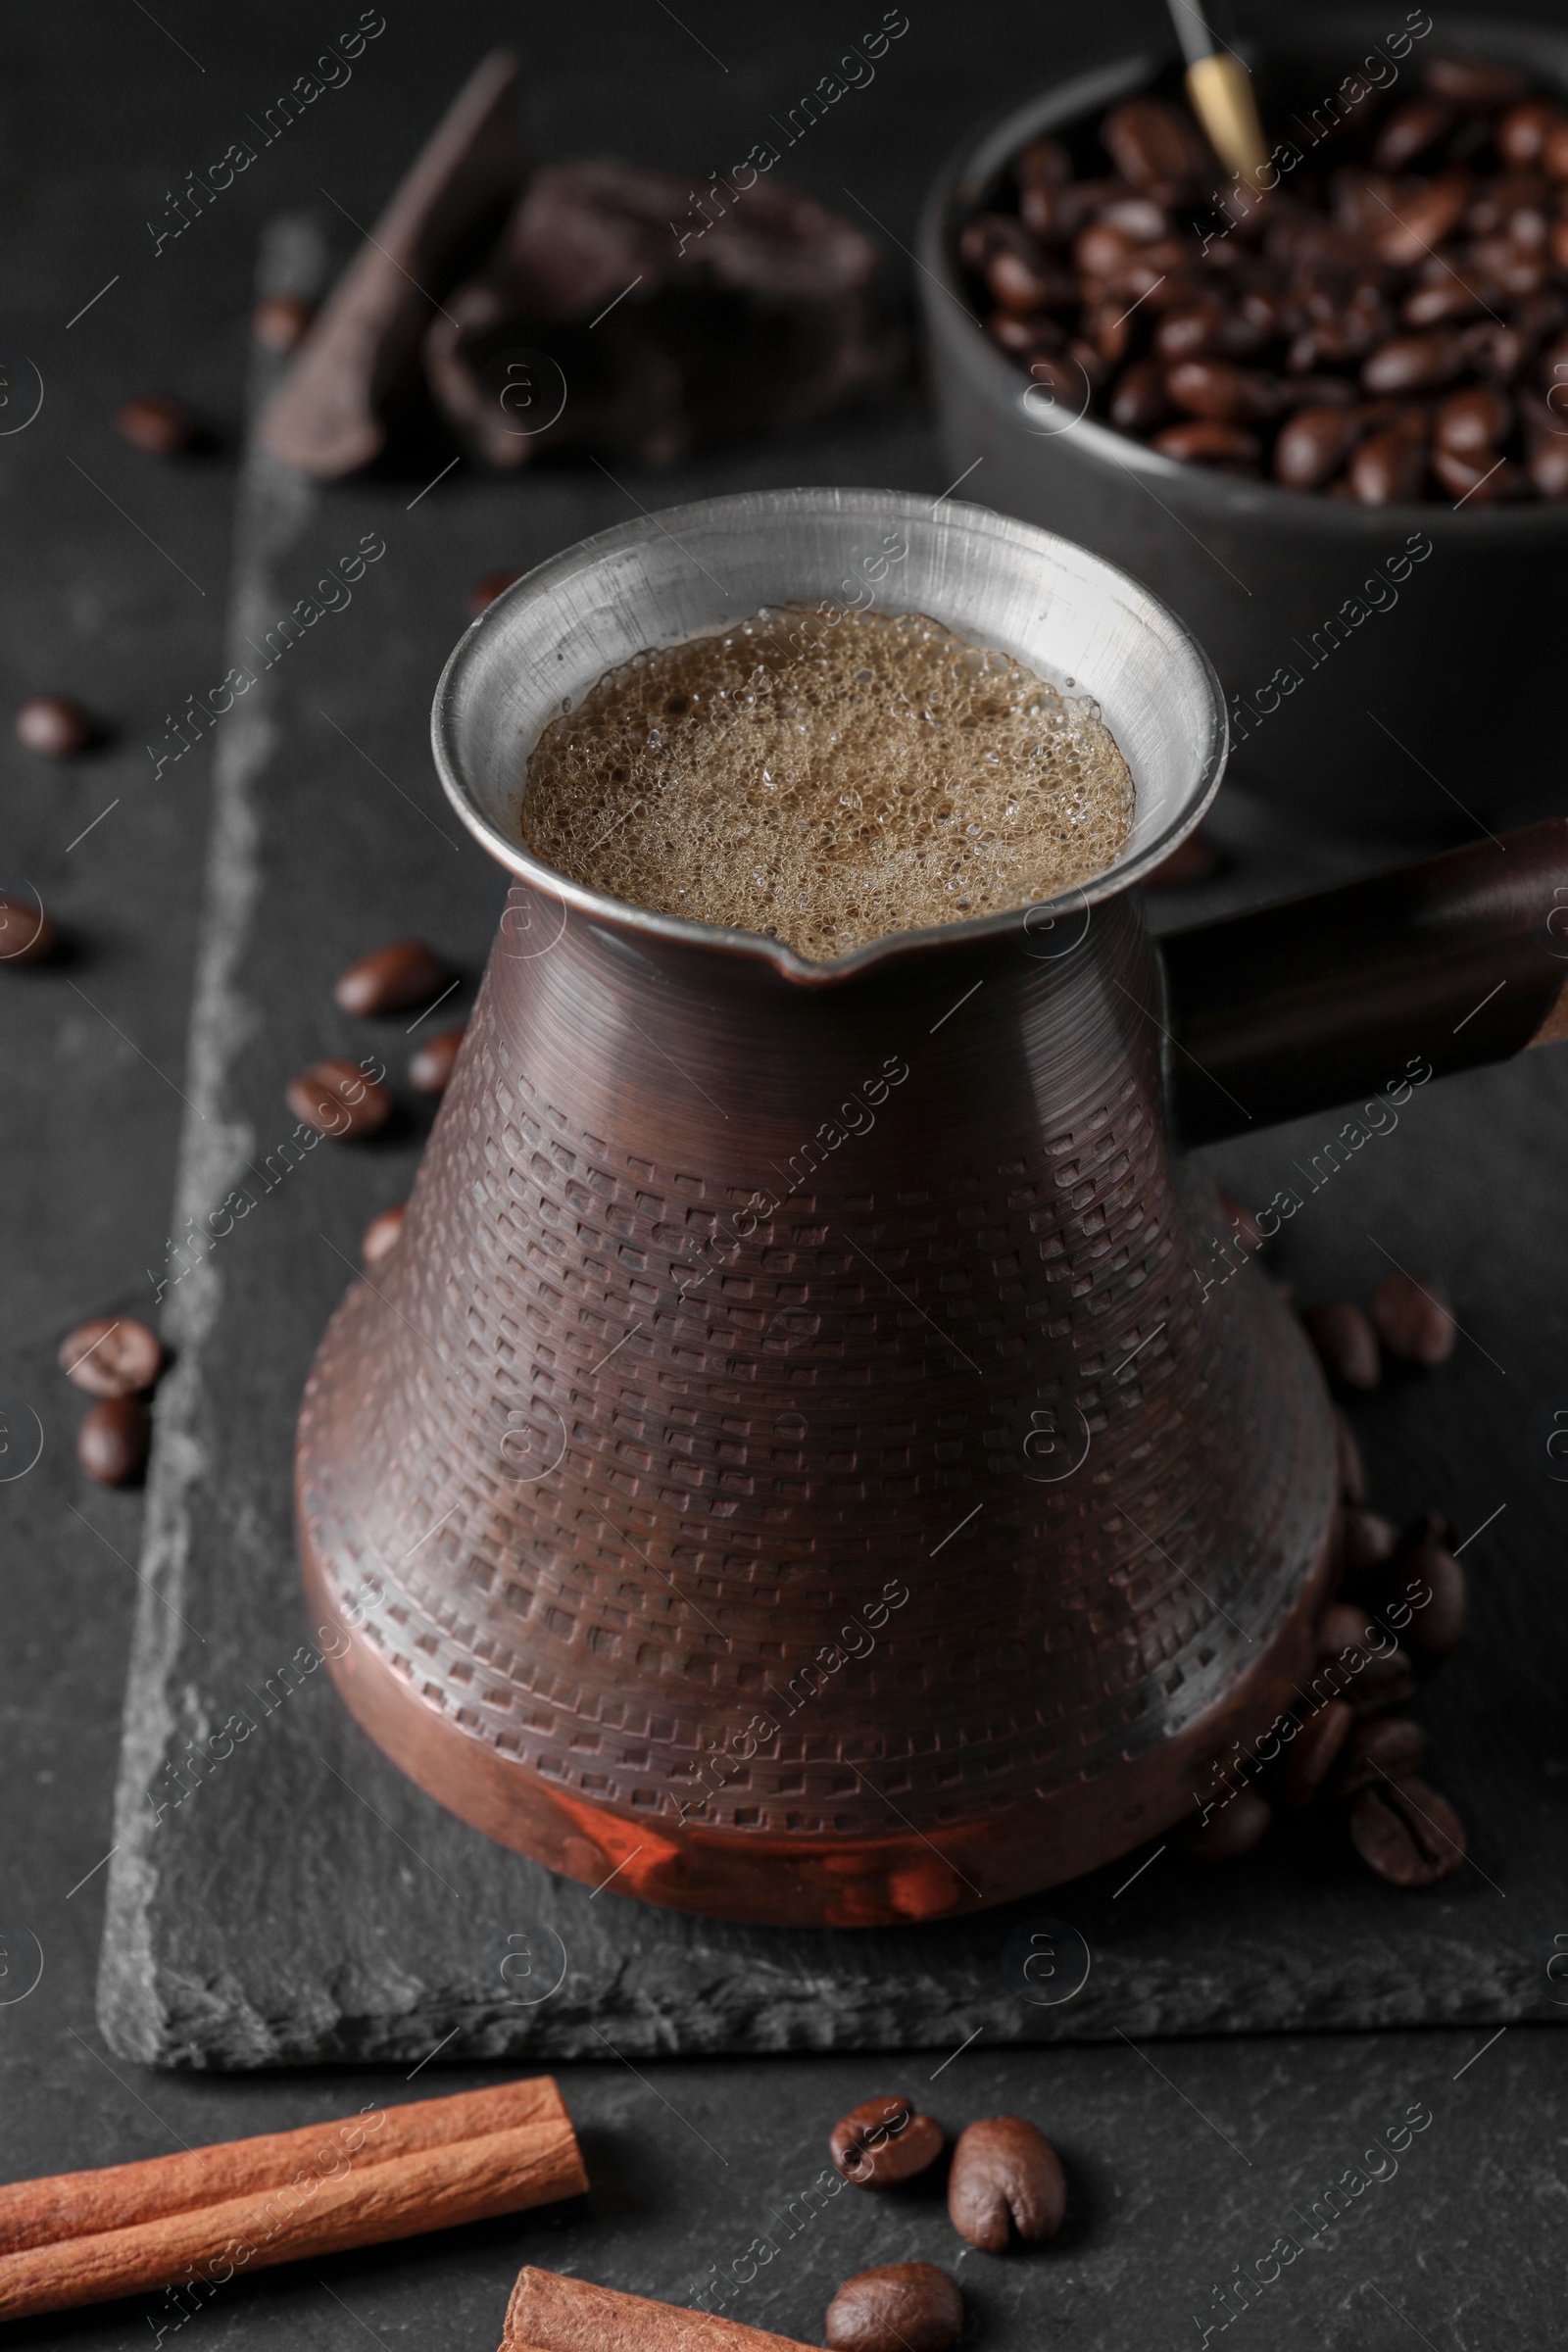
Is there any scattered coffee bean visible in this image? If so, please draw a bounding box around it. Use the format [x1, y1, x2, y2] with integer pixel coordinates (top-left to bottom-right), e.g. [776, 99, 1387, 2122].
[253, 293, 315, 352]
[1400, 1535, 1467, 1659]
[116, 393, 200, 456]
[0, 893, 56, 963]
[1277, 1698, 1354, 1808]
[361, 1202, 407, 1270]
[1369, 1268, 1456, 1365]
[77, 1394, 150, 1486]
[830, 2096, 944, 2187]
[16, 695, 93, 759]
[468, 568, 521, 618]
[1348, 1774, 1465, 1885]
[1338, 1713, 1427, 1794]
[825, 2265, 962, 2352]
[286, 1058, 392, 1140]
[59, 1315, 163, 1398]
[1303, 1301, 1381, 1392]
[409, 1023, 466, 1097]
[334, 939, 450, 1017]
[1176, 1786, 1273, 1861]
[1333, 1411, 1368, 1502]
[1343, 1508, 1400, 1577]
[948, 2116, 1066, 2248]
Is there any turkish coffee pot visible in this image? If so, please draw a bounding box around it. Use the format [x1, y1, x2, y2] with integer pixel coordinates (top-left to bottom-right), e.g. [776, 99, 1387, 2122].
[296, 489, 1568, 1928]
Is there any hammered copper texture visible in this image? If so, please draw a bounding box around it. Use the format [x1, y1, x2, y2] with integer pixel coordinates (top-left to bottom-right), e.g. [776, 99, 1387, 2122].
[297, 881, 1337, 1924]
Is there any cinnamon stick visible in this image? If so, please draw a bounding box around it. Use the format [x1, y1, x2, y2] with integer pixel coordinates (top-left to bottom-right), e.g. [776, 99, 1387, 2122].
[505, 2270, 817, 2352]
[0, 2080, 585, 2323]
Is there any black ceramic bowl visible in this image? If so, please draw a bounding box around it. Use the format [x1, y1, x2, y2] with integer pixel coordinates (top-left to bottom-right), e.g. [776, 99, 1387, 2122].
[917, 10, 1568, 839]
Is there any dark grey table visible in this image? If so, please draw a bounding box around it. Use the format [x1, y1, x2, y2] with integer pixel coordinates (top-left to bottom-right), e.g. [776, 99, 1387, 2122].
[4, 6, 1568, 2349]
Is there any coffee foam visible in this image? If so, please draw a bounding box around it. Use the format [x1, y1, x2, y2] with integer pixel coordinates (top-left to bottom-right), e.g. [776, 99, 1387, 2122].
[517, 605, 1134, 957]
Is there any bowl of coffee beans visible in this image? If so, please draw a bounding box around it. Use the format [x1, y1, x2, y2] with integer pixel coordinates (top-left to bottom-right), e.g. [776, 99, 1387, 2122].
[918, 10, 1568, 836]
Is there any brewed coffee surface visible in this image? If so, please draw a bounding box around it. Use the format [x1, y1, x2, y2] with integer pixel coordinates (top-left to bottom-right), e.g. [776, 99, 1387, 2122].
[517, 606, 1134, 956]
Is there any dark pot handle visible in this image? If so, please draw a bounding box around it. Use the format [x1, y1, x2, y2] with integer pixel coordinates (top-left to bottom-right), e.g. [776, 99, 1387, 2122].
[1160, 818, 1568, 1147]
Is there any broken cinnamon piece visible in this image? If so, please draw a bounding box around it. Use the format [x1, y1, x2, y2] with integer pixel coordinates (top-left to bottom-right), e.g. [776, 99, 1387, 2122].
[503, 2269, 817, 2352]
[261, 50, 524, 476]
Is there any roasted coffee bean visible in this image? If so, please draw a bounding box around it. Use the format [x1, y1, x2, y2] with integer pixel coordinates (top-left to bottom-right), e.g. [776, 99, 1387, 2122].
[829, 2096, 944, 2186]
[1154, 300, 1229, 363]
[1085, 300, 1132, 367]
[1303, 1301, 1382, 1391]
[286, 1058, 392, 1140]
[1277, 1698, 1353, 1808]
[1275, 402, 1360, 488]
[1109, 357, 1171, 433]
[116, 393, 199, 456]
[465, 562, 521, 612]
[826, 2268, 961, 2352]
[1166, 358, 1280, 420]
[1334, 1411, 1368, 1503]
[986, 221, 1061, 312]
[1370, 1268, 1455, 1365]
[1016, 135, 1073, 190]
[59, 1316, 163, 1398]
[1074, 219, 1139, 283]
[1523, 393, 1568, 495]
[1019, 175, 1105, 245]
[1373, 97, 1456, 173]
[1350, 419, 1430, 503]
[1318, 1600, 1378, 1657]
[1545, 119, 1568, 179]
[1435, 381, 1512, 451]
[1337, 1714, 1426, 1795]
[0, 892, 56, 963]
[1102, 95, 1212, 194]
[1143, 827, 1219, 886]
[16, 695, 92, 758]
[1403, 275, 1489, 326]
[1432, 446, 1522, 499]
[361, 1202, 406, 1270]
[1176, 1787, 1273, 1861]
[989, 308, 1064, 354]
[1426, 55, 1529, 110]
[948, 2116, 1066, 2248]
[409, 1024, 466, 1097]
[1343, 1508, 1400, 1578]
[1400, 1536, 1467, 1659]
[1500, 98, 1563, 166]
[78, 1394, 150, 1486]
[1152, 418, 1259, 465]
[335, 939, 451, 1016]
[1348, 1775, 1465, 1886]
[1362, 331, 1464, 393]
[1371, 174, 1470, 266]
[1026, 353, 1091, 411]
[253, 294, 315, 352]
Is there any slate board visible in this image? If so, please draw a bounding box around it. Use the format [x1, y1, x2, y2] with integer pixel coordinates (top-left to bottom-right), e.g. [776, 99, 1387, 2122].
[97, 219, 1568, 2068]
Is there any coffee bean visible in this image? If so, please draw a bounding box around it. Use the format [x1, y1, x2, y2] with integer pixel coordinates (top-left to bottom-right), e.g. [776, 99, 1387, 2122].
[1371, 175, 1470, 266]
[1348, 1775, 1465, 1886]
[1523, 394, 1568, 495]
[826, 2267, 962, 2352]
[286, 1058, 392, 1140]
[829, 2096, 944, 2187]
[16, 695, 92, 758]
[948, 2116, 1066, 2249]
[1154, 300, 1229, 363]
[78, 1394, 150, 1486]
[1176, 1787, 1272, 1861]
[59, 1316, 163, 1398]
[1102, 95, 1212, 194]
[987, 221, 1063, 313]
[1277, 1698, 1353, 1808]
[1349, 420, 1430, 503]
[1400, 1537, 1467, 1659]
[1337, 1714, 1427, 1795]
[988, 309, 1065, 355]
[1403, 276, 1489, 326]
[1152, 418, 1259, 465]
[1303, 1301, 1382, 1391]
[1373, 97, 1456, 173]
[1500, 98, 1563, 165]
[1435, 381, 1512, 452]
[1362, 331, 1464, 393]
[116, 394, 199, 456]
[1166, 358, 1280, 420]
[1545, 119, 1568, 178]
[1274, 402, 1360, 487]
[1370, 1268, 1455, 1366]
[1426, 55, 1530, 110]
[253, 294, 315, 352]
[1432, 446, 1521, 500]
[1341, 1508, 1399, 1579]
[1318, 1600, 1377, 1656]
[1025, 353, 1090, 411]
[1016, 135, 1073, 191]
[1109, 357, 1171, 433]
[335, 940, 450, 1017]
[0, 893, 56, 963]
[1084, 300, 1132, 367]
[1334, 1411, 1368, 1503]
[409, 1024, 466, 1097]
[362, 1203, 406, 1269]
